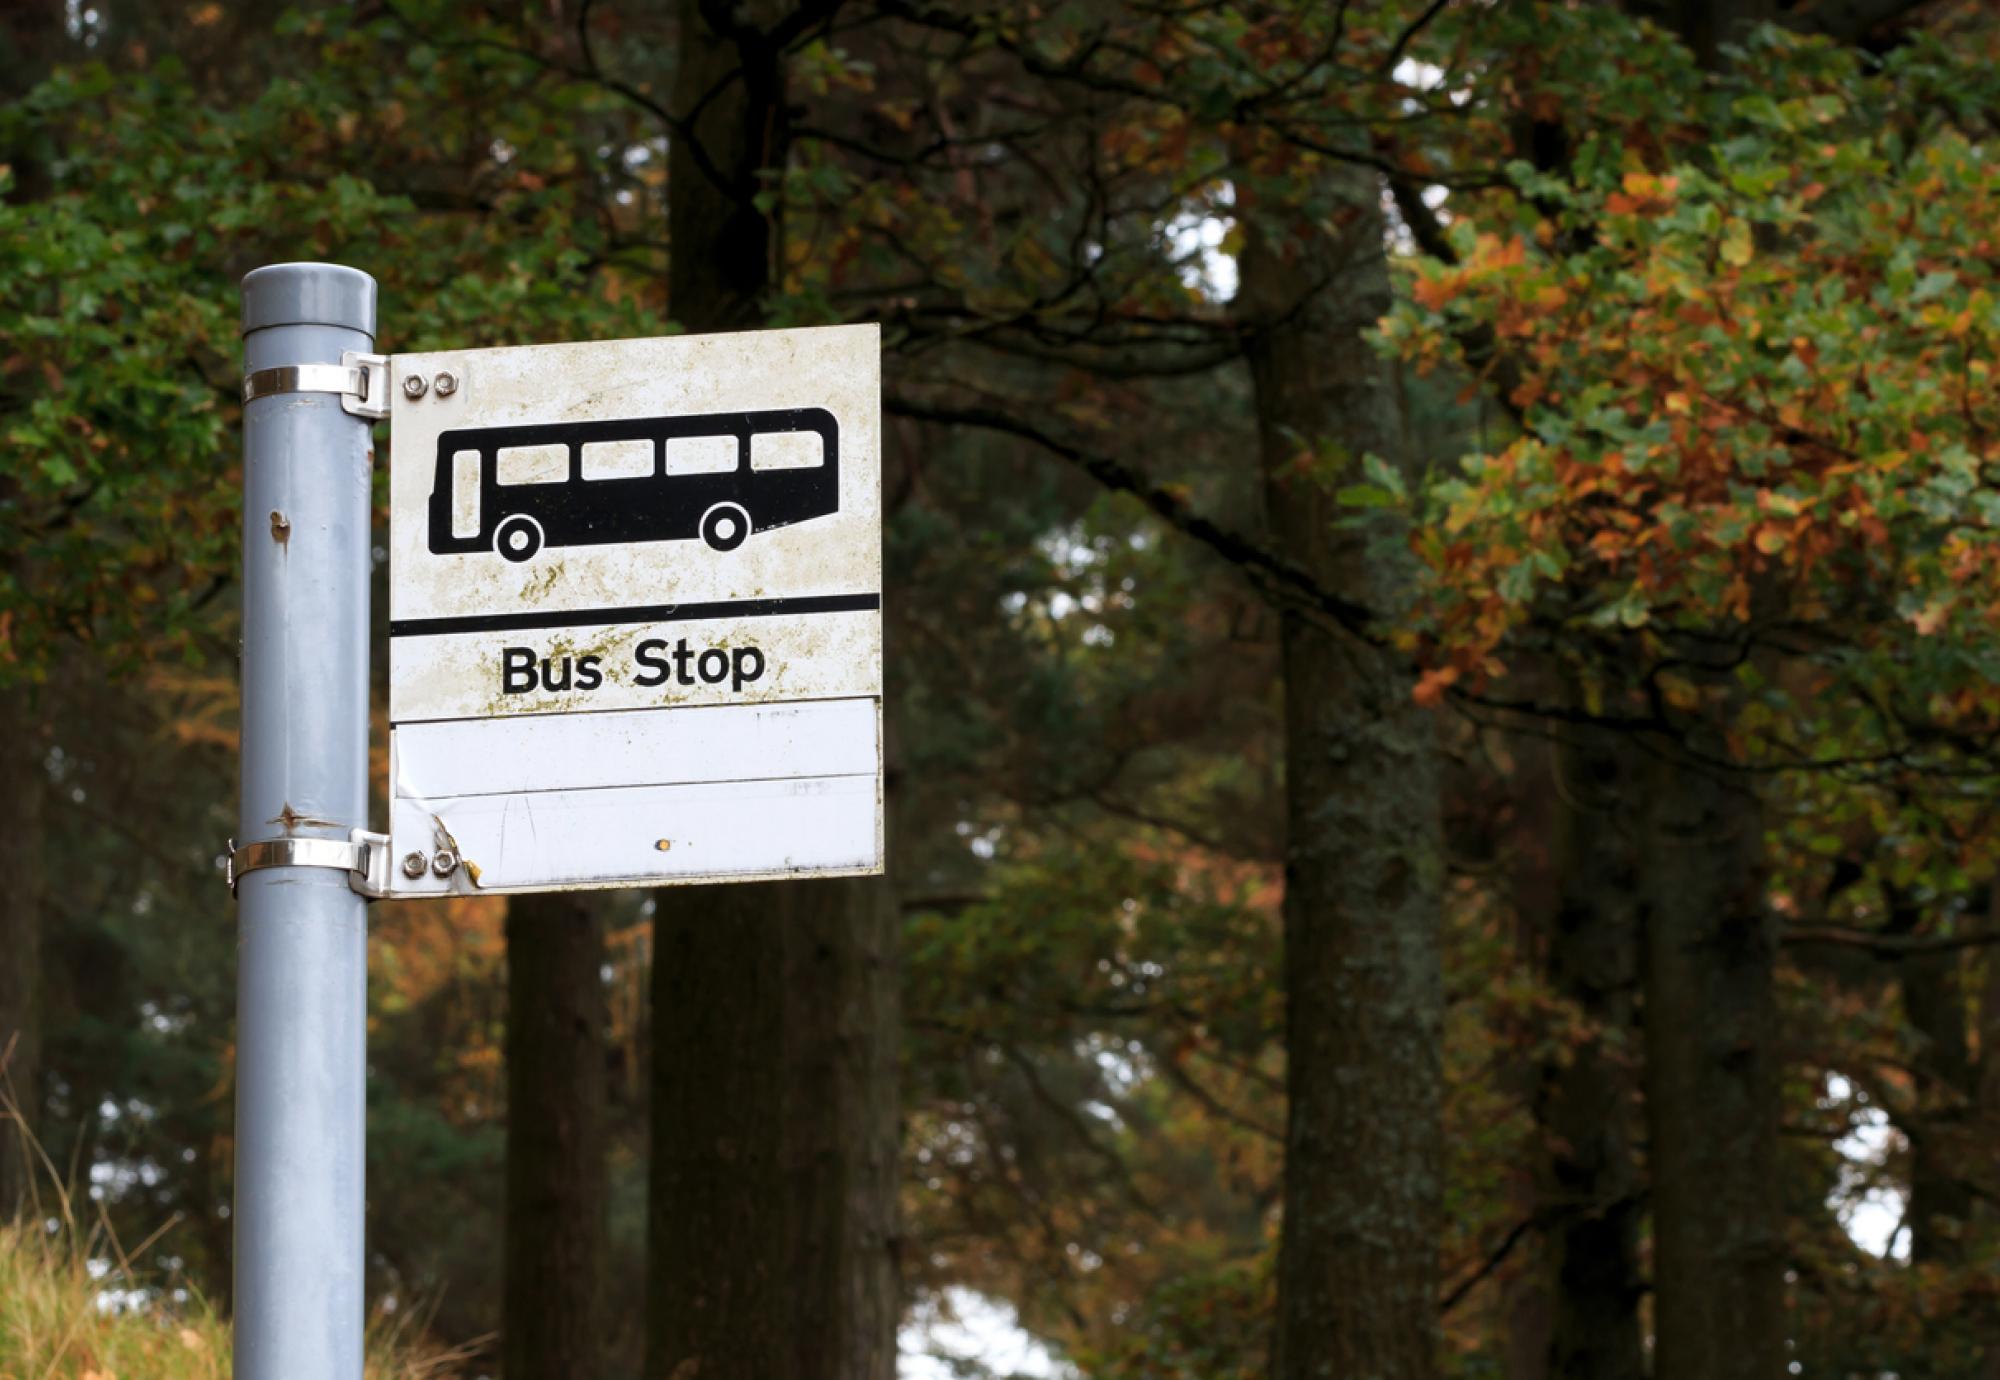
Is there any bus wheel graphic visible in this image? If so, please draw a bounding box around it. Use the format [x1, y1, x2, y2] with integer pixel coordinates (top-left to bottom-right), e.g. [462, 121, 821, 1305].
[700, 503, 751, 552]
[495, 515, 544, 563]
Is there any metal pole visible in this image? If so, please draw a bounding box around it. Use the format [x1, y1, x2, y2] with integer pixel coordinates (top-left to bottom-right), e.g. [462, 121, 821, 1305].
[235, 263, 376, 1380]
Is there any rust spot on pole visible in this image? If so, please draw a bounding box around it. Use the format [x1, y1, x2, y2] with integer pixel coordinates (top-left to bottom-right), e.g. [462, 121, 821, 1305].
[270, 510, 291, 547]
[272, 803, 340, 833]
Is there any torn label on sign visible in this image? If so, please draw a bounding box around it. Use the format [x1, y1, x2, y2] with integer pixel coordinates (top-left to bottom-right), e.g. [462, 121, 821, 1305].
[385, 324, 884, 897]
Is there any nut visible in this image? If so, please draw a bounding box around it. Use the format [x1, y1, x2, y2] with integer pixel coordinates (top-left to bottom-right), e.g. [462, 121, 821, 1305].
[401, 851, 428, 879]
[402, 374, 428, 400]
[431, 847, 459, 877]
[433, 370, 459, 397]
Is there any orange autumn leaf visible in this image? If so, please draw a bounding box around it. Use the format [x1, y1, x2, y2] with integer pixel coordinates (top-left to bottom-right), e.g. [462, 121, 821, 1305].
[1413, 664, 1460, 707]
[1412, 271, 1461, 310]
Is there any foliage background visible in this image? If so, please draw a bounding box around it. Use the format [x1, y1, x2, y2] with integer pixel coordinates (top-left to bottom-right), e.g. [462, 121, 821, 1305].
[6, 1, 2000, 1377]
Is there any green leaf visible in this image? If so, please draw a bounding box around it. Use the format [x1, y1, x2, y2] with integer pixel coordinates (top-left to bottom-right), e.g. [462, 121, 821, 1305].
[1721, 217, 1754, 267]
[1336, 484, 1400, 509]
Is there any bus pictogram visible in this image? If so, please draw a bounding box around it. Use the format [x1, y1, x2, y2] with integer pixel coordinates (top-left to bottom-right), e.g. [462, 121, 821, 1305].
[428, 407, 839, 563]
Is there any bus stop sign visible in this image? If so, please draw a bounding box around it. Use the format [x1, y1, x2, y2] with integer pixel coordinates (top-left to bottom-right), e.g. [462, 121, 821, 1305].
[384, 325, 883, 895]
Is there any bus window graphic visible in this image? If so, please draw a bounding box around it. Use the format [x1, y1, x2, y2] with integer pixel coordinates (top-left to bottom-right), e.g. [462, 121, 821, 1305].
[429, 407, 839, 563]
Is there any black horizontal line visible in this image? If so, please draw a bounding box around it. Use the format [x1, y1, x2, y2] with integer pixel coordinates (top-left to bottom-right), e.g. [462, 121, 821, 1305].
[389, 592, 881, 638]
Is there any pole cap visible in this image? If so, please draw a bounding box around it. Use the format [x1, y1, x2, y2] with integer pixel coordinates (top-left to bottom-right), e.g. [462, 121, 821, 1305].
[241, 263, 378, 338]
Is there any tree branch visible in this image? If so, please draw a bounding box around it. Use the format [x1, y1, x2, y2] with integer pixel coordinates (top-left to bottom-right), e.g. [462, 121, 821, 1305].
[885, 397, 1382, 644]
[1782, 925, 2000, 957]
[1785, 0, 1935, 46]
[1439, 1214, 1540, 1315]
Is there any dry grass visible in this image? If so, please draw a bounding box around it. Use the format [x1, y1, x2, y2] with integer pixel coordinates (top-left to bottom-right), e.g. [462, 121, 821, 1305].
[1, 1090, 483, 1380]
[0, 1213, 483, 1379]
[0, 1209, 233, 1380]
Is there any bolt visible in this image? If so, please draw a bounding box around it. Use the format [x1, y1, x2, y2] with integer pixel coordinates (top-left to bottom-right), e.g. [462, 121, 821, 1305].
[402, 374, 428, 400]
[433, 370, 459, 397]
[401, 851, 428, 879]
[431, 848, 459, 877]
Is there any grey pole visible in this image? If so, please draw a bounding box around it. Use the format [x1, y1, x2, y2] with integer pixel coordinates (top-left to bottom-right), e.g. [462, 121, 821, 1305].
[235, 263, 377, 1380]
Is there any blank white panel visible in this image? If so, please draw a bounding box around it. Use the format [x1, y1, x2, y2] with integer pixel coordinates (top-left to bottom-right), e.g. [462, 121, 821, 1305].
[393, 699, 878, 800]
[388, 774, 880, 893]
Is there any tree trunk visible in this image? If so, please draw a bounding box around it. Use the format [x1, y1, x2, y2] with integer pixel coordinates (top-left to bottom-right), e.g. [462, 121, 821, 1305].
[664, 0, 787, 336]
[1499, 744, 1555, 1380]
[1497, 1176, 1551, 1380]
[646, 0, 899, 1373]
[1538, 733, 1645, 1380]
[1240, 176, 1444, 1380]
[1896, 896, 1974, 1269]
[1642, 753, 1782, 1380]
[1978, 885, 2000, 1380]
[504, 891, 607, 1379]
[1503, 724, 1645, 1380]
[1624, 53, 1781, 1380]
[647, 880, 899, 1380]
[0, 0, 71, 1219]
[1901, 933, 1976, 1380]
[0, 683, 45, 1217]
[1632, 50, 1785, 1380]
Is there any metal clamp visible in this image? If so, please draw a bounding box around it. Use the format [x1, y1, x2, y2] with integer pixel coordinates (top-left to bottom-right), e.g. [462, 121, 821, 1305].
[241, 351, 391, 420]
[226, 827, 393, 900]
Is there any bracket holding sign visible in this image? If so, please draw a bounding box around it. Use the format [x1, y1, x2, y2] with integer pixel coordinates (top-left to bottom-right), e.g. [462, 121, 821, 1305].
[383, 325, 884, 896]
[230, 267, 888, 1380]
